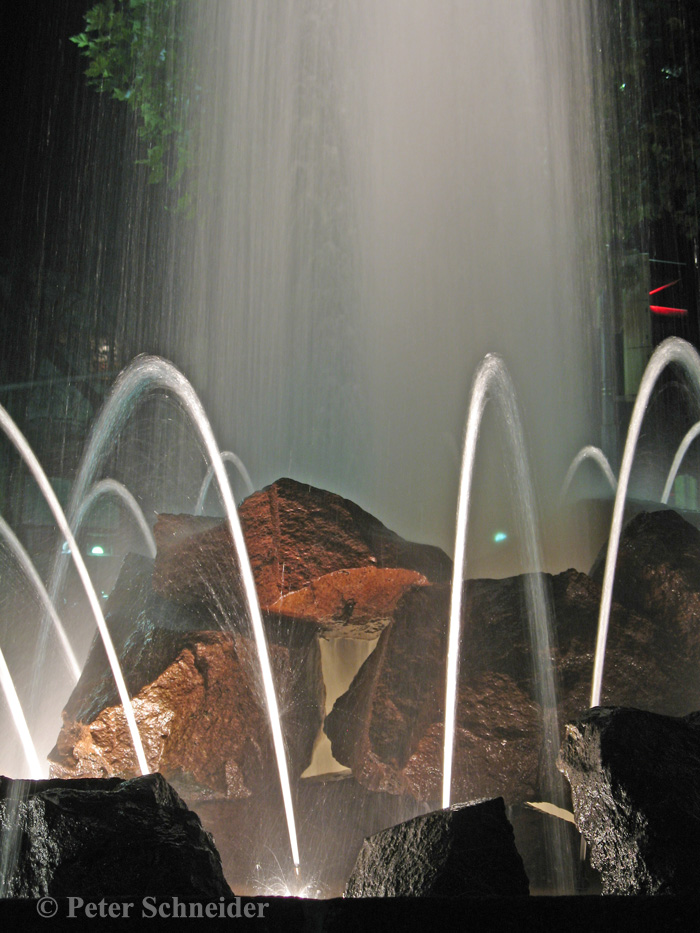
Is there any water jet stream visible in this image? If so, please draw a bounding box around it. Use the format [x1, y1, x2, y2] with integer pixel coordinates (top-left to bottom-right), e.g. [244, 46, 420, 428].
[591, 337, 700, 708]
[58, 355, 300, 870]
[0, 646, 42, 778]
[0, 404, 149, 775]
[560, 445, 617, 503]
[195, 450, 254, 514]
[0, 514, 80, 681]
[72, 478, 157, 559]
[444, 353, 574, 893]
[661, 421, 700, 505]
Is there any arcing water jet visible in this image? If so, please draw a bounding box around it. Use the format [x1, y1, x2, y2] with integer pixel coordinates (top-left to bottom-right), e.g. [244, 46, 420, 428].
[0, 404, 149, 776]
[196, 451, 254, 514]
[0, 514, 80, 682]
[661, 421, 700, 505]
[71, 478, 157, 559]
[445, 352, 575, 894]
[0, 648, 42, 779]
[591, 337, 700, 709]
[56, 354, 300, 871]
[560, 445, 617, 503]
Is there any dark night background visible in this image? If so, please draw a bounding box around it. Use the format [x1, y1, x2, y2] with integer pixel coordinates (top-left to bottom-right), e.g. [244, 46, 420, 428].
[0, 0, 180, 517]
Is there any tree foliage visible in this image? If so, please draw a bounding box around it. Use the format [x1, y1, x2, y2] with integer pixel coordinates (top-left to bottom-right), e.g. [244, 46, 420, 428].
[71, 0, 194, 209]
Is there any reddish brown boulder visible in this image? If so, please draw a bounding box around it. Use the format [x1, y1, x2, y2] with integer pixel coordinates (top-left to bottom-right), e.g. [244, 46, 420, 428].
[325, 568, 694, 805]
[152, 478, 452, 630]
[49, 556, 324, 798]
[269, 566, 429, 639]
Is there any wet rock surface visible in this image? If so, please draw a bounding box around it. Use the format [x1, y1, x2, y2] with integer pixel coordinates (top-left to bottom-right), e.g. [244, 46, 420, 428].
[268, 565, 429, 639]
[590, 508, 700, 660]
[344, 797, 529, 897]
[558, 706, 700, 895]
[0, 773, 231, 898]
[325, 566, 694, 804]
[50, 556, 324, 797]
[49, 480, 451, 798]
[48, 486, 700, 889]
[153, 477, 451, 630]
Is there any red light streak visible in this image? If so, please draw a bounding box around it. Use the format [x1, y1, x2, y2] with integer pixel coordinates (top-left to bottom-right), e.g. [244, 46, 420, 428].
[650, 305, 688, 316]
[649, 279, 680, 296]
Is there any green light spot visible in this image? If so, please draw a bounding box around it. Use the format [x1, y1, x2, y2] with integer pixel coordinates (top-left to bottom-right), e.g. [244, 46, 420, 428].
[493, 532, 508, 544]
[90, 545, 105, 556]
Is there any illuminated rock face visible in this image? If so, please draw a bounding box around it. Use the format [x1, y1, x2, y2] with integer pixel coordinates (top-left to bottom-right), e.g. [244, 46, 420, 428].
[44, 479, 463, 898]
[51, 485, 700, 834]
[325, 563, 699, 805]
[49, 557, 324, 797]
[49, 479, 449, 794]
[0, 773, 232, 898]
[152, 477, 452, 633]
[559, 707, 700, 895]
[345, 798, 529, 897]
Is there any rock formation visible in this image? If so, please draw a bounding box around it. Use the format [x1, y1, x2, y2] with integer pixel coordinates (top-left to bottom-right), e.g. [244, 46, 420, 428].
[152, 477, 451, 637]
[50, 556, 324, 797]
[0, 773, 231, 898]
[50, 478, 450, 794]
[558, 706, 700, 895]
[324, 562, 693, 804]
[590, 507, 700, 660]
[345, 797, 529, 897]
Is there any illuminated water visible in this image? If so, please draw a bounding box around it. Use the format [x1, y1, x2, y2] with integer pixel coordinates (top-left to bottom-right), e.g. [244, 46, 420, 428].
[591, 338, 700, 708]
[0, 514, 80, 682]
[0, 403, 148, 775]
[444, 353, 574, 893]
[176, 0, 601, 575]
[1, 0, 679, 900]
[71, 478, 157, 560]
[56, 354, 301, 869]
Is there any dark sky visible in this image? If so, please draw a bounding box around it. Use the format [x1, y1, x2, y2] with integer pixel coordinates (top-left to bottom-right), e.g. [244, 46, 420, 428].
[0, 1, 174, 391]
[0, 1, 89, 259]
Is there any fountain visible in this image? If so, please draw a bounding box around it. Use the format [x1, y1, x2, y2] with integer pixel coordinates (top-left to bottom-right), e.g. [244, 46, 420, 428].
[52, 353, 301, 871]
[71, 479, 157, 561]
[591, 338, 700, 708]
[2, 0, 700, 915]
[444, 352, 574, 892]
[560, 446, 618, 503]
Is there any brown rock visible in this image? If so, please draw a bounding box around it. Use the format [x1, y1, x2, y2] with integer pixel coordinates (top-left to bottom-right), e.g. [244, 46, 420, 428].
[325, 582, 540, 803]
[152, 478, 452, 629]
[49, 557, 324, 797]
[269, 566, 429, 639]
[325, 568, 695, 804]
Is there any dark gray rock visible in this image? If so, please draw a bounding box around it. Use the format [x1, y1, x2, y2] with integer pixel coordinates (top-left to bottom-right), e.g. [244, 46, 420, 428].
[344, 797, 529, 897]
[590, 509, 700, 662]
[558, 706, 700, 894]
[0, 772, 233, 898]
